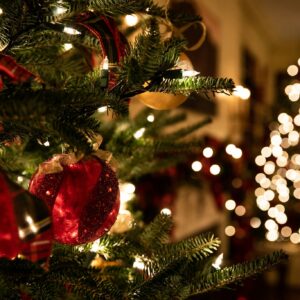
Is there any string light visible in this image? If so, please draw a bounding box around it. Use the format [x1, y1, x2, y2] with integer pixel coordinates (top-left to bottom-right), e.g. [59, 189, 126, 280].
[98, 106, 108, 113]
[235, 205, 246, 216]
[203, 147, 213, 158]
[212, 253, 223, 270]
[63, 27, 80, 35]
[134, 127, 145, 139]
[147, 114, 155, 122]
[191, 161, 202, 172]
[287, 65, 298, 76]
[225, 199, 236, 210]
[233, 85, 251, 100]
[0, 8, 3, 15]
[161, 208, 172, 215]
[63, 43, 73, 51]
[125, 14, 139, 27]
[225, 225, 236, 236]
[210, 164, 221, 175]
[250, 217, 261, 228]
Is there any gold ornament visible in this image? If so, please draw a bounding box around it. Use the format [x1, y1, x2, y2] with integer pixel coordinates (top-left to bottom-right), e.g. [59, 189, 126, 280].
[132, 53, 195, 110]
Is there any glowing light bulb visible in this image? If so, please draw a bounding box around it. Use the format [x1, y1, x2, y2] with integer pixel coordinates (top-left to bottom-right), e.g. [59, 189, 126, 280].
[98, 106, 108, 113]
[147, 114, 155, 122]
[63, 43, 73, 51]
[261, 147, 272, 158]
[250, 217, 261, 228]
[212, 253, 223, 270]
[0, 8, 3, 15]
[226, 144, 236, 155]
[232, 148, 242, 159]
[134, 127, 145, 139]
[266, 230, 279, 242]
[287, 65, 298, 76]
[203, 147, 213, 158]
[225, 225, 236, 236]
[133, 257, 145, 270]
[264, 161, 275, 175]
[191, 161, 202, 172]
[290, 233, 300, 244]
[161, 208, 172, 215]
[233, 85, 251, 100]
[125, 14, 139, 26]
[278, 112, 291, 124]
[210, 164, 221, 175]
[281, 226, 292, 238]
[225, 199, 236, 210]
[235, 205, 246, 216]
[63, 27, 80, 35]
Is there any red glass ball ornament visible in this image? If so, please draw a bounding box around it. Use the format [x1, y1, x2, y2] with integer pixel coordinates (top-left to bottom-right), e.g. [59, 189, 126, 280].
[29, 155, 120, 245]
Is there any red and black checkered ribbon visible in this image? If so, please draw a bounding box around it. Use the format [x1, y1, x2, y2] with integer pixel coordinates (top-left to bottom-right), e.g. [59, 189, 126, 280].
[77, 12, 127, 64]
[0, 54, 36, 90]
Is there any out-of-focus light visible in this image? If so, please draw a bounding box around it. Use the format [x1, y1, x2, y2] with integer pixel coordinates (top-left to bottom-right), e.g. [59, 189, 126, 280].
[125, 14, 139, 26]
[265, 190, 275, 201]
[266, 230, 279, 242]
[285, 85, 293, 95]
[232, 148, 243, 159]
[271, 135, 282, 146]
[261, 147, 272, 158]
[210, 164, 221, 175]
[290, 233, 300, 244]
[226, 144, 236, 155]
[294, 114, 300, 126]
[147, 114, 155, 122]
[272, 146, 283, 157]
[0, 8, 3, 15]
[281, 226, 292, 238]
[134, 127, 145, 139]
[120, 182, 136, 195]
[233, 85, 251, 100]
[255, 173, 266, 184]
[225, 225, 236, 236]
[161, 208, 172, 215]
[288, 93, 300, 102]
[17, 176, 24, 183]
[63, 43, 73, 51]
[235, 205, 246, 216]
[255, 155, 266, 166]
[298, 58, 300, 66]
[98, 106, 108, 113]
[203, 147, 213, 158]
[278, 112, 291, 124]
[250, 217, 261, 228]
[264, 161, 275, 175]
[191, 161, 202, 172]
[265, 219, 278, 231]
[276, 213, 288, 224]
[287, 65, 299, 76]
[288, 131, 299, 143]
[255, 187, 265, 197]
[212, 253, 223, 270]
[43, 141, 50, 147]
[225, 199, 236, 210]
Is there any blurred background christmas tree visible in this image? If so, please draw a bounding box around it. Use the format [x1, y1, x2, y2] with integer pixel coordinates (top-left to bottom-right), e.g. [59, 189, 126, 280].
[0, 0, 298, 299]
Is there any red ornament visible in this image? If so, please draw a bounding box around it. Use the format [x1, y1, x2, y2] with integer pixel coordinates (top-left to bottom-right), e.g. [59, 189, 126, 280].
[29, 155, 120, 245]
[0, 171, 52, 261]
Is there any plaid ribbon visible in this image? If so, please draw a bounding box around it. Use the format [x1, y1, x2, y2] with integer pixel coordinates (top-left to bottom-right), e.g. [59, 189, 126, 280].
[0, 54, 36, 90]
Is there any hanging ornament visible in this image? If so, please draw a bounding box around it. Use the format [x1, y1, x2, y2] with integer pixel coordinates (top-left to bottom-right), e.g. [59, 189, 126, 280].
[0, 171, 52, 261]
[76, 12, 127, 89]
[29, 154, 120, 245]
[132, 53, 197, 110]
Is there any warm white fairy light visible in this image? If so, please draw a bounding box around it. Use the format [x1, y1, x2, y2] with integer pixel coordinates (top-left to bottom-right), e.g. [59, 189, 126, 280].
[210, 164, 221, 175]
[255, 155, 266, 166]
[264, 161, 275, 175]
[161, 208, 172, 215]
[212, 253, 223, 270]
[0, 8, 3, 15]
[233, 85, 251, 100]
[276, 212, 287, 224]
[281, 226, 292, 238]
[203, 147, 213, 158]
[232, 148, 242, 159]
[225, 144, 236, 155]
[293, 188, 300, 199]
[191, 161, 202, 172]
[287, 65, 298, 76]
[266, 230, 279, 242]
[294, 114, 300, 126]
[54, 6, 68, 15]
[255, 173, 266, 184]
[265, 189, 275, 201]
[255, 187, 265, 197]
[133, 257, 145, 270]
[125, 14, 139, 27]
[250, 217, 261, 228]
[235, 205, 246, 216]
[134, 127, 145, 139]
[147, 114, 155, 122]
[224, 225, 236, 236]
[225, 199, 236, 210]
[272, 146, 283, 157]
[271, 135, 282, 146]
[17, 176, 24, 183]
[261, 147, 272, 158]
[290, 233, 300, 244]
[120, 182, 136, 204]
[63, 43, 73, 51]
[98, 106, 108, 113]
[63, 27, 80, 35]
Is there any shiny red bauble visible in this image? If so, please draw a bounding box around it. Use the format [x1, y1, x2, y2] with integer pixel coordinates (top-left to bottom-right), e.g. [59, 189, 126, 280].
[29, 155, 120, 245]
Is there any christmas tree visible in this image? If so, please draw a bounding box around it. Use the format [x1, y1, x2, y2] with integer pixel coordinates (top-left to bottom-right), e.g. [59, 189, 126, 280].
[0, 1, 286, 299]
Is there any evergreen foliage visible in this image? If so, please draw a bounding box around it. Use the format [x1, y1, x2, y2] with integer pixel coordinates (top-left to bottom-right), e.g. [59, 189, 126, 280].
[0, 0, 287, 299]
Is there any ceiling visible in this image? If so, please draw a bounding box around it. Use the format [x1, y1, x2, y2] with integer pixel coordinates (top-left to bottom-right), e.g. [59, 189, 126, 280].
[244, 0, 300, 49]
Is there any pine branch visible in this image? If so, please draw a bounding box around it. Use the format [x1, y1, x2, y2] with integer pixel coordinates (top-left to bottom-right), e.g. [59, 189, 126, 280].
[189, 250, 288, 296]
